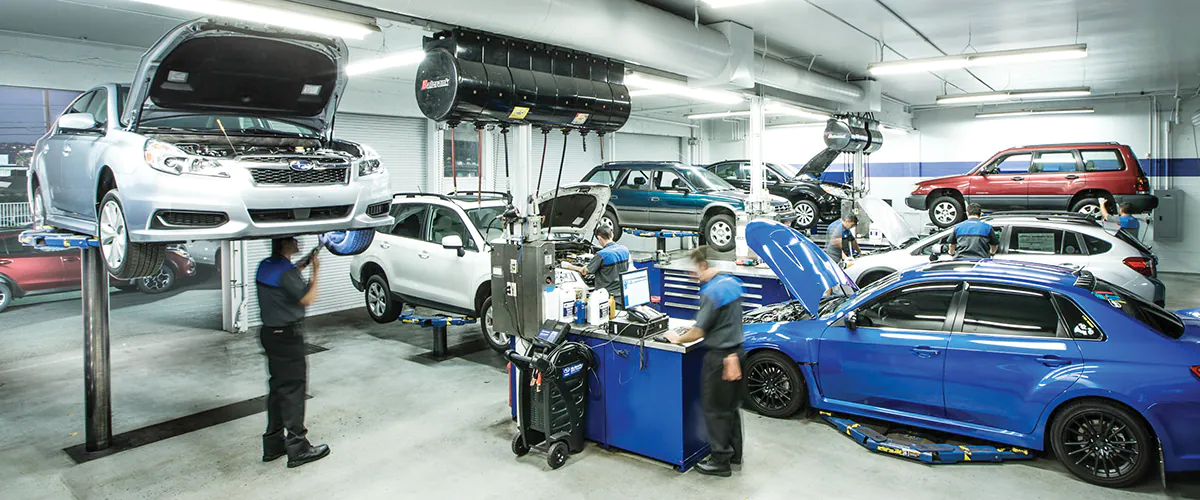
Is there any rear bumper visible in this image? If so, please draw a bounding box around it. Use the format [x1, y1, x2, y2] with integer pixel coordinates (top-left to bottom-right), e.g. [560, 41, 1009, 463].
[905, 195, 927, 211]
[1114, 194, 1158, 212]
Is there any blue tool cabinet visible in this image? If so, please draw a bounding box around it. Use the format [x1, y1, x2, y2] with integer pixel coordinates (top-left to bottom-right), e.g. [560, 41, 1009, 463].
[658, 261, 790, 320]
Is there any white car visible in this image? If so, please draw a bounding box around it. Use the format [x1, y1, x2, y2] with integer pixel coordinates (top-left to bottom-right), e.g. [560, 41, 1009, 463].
[350, 184, 607, 351]
[845, 201, 1165, 305]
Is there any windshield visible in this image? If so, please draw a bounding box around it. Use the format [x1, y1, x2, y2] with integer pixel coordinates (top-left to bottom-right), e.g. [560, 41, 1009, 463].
[1090, 280, 1183, 339]
[769, 162, 800, 179]
[826, 272, 900, 316]
[679, 167, 736, 191]
[139, 114, 319, 137]
[466, 205, 506, 243]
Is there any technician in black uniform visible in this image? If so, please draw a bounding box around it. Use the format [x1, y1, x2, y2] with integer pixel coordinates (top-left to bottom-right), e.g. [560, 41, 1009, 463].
[562, 226, 631, 305]
[666, 247, 746, 477]
[256, 237, 330, 468]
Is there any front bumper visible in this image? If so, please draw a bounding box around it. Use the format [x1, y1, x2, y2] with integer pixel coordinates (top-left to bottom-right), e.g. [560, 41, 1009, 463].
[905, 194, 927, 211]
[1114, 194, 1159, 212]
[122, 168, 394, 243]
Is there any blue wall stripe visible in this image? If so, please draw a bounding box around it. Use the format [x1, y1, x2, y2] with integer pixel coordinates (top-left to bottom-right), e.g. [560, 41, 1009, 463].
[792, 158, 1200, 182]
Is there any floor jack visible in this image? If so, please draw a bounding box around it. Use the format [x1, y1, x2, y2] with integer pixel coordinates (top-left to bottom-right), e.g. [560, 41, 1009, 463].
[819, 411, 1037, 465]
[506, 321, 594, 469]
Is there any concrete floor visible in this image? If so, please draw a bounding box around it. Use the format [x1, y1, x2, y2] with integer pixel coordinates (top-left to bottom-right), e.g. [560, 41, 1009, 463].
[1, 274, 1198, 499]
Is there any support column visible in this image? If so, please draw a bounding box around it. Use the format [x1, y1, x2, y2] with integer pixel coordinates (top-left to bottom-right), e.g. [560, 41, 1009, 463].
[80, 246, 112, 452]
[739, 96, 768, 258]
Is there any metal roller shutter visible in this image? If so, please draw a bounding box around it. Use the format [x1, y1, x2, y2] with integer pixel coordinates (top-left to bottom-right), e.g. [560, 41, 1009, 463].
[536, 131, 603, 192]
[613, 133, 682, 162]
[241, 236, 360, 329]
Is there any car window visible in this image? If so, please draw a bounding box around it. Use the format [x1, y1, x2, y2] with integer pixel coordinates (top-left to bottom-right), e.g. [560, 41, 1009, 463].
[1089, 281, 1184, 339]
[388, 204, 426, 239]
[857, 283, 957, 331]
[1031, 151, 1078, 173]
[764, 169, 781, 183]
[428, 205, 476, 251]
[1080, 150, 1125, 172]
[585, 169, 620, 187]
[962, 284, 1060, 337]
[737, 165, 750, 181]
[616, 170, 651, 190]
[1082, 233, 1112, 255]
[917, 233, 950, 256]
[1054, 295, 1104, 340]
[84, 88, 108, 129]
[67, 91, 95, 115]
[466, 205, 505, 243]
[711, 163, 740, 181]
[988, 154, 1031, 175]
[1009, 226, 1067, 254]
[655, 169, 687, 191]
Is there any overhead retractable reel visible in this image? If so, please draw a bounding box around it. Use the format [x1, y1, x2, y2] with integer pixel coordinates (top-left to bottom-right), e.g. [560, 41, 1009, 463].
[415, 28, 631, 134]
[823, 115, 883, 154]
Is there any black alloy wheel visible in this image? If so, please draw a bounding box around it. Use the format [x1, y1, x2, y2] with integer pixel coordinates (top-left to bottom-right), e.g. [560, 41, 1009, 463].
[1050, 401, 1153, 488]
[744, 350, 807, 418]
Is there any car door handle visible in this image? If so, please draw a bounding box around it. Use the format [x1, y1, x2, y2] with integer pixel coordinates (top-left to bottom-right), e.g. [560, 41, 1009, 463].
[418, 251, 430, 259]
[650, 197, 661, 202]
[1010, 176, 1024, 181]
[0, 259, 11, 265]
[911, 346, 941, 357]
[1036, 355, 1071, 367]
[380, 242, 391, 249]
[1065, 174, 1079, 180]
[61, 256, 79, 262]
[63, 145, 71, 155]
[610, 195, 618, 199]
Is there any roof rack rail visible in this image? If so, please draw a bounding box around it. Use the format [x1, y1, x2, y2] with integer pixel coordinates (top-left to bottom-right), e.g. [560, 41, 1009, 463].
[1017, 142, 1120, 148]
[392, 192, 453, 202]
[447, 190, 513, 203]
[986, 210, 1098, 221]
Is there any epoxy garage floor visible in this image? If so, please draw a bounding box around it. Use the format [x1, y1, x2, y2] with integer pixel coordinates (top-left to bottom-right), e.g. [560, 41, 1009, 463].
[1, 275, 1198, 500]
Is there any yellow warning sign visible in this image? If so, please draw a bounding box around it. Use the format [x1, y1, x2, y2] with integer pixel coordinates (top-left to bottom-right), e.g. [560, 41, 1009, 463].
[571, 113, 590, 125]
[509, 106, 530, 120]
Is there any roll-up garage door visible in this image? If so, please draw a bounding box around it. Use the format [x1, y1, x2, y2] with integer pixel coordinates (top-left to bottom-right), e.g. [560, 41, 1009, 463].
[613, 133, 682, 162]
[538, 131, 604, 191]
[334, 113, 427, 192]
[241, 113, 425, 329]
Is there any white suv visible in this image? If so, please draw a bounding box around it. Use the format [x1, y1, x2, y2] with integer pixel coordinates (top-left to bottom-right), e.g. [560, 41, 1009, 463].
[350, 184, 608, 351]
[846, 207, 1165, 305]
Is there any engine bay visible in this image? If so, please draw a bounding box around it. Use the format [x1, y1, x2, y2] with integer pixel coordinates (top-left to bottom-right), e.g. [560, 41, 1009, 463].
[743, 301, 811, 324]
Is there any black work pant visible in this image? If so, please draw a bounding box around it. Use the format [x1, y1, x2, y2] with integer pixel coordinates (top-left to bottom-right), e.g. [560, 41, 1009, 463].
[702, 345, 745, 465]
[260, 324, 308, 444]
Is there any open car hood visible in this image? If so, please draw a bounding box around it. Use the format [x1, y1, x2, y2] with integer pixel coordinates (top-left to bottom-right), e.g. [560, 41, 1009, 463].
[537, 183, 611, 238]
[796, 148, 842, 177]
[746, 220, 857, 316]
[858, 198, 919, 248]
[123, 19, 348, 136]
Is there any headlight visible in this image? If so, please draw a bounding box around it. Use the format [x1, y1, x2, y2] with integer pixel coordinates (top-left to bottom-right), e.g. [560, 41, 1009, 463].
[144, 140, 229, 177]
[821, 184, 847, 198]
[356, 144, 383, 177]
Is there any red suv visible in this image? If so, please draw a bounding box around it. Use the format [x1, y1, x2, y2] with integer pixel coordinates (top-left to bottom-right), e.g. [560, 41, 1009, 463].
[0, 229, 196, 313]
[906, 142, 1157, 227]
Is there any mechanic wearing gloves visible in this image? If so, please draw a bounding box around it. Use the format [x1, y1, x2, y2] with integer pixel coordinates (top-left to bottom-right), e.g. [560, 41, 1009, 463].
[1099, 201, 1141, 239]
[562, 226, 630, 305]
[256, 237, 330, 468]
[824, 214, 860, 264]
[666, 247, 746, 478]
[947, 204, 999, 260]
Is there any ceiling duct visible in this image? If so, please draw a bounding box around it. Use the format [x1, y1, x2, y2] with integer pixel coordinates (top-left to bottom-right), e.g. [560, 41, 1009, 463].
[354, 0, 865, 104]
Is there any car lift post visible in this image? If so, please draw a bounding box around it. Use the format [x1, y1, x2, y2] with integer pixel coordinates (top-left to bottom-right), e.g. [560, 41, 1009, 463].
[80, 246, 112, 451]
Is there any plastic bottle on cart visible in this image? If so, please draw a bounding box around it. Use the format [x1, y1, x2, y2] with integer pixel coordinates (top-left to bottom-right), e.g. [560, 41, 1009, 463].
[544, 286, 560, 323]
[588, 289, 610, 325]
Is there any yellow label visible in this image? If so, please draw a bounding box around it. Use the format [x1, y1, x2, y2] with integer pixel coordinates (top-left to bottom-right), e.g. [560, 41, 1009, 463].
[508, 106, 530, 120]
[571, 112, 590, 125]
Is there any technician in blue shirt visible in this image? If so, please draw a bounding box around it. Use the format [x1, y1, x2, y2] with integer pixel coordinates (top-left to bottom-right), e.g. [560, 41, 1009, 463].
[824, 214, 860, 264]
[1100, 201, 1141, 240]
[563, 226, 630, 304]
[946, 204, 999, 260]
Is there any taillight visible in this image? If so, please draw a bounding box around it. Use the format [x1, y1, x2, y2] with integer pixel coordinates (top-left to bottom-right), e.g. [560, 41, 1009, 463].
[1192, 366, 1200, 379]
[1136, 175, 1150, 194]
[1123, 257, 1154, 277]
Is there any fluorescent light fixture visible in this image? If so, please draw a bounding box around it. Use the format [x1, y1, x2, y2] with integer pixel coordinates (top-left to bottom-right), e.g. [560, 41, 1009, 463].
[346, 49, 426, 76]
[868, 44, 1087, 76]
[128, 0, 379, 39]
[880, 124, 911, 134]
[701, 0, 769, 7]
[937, 87, 1091, 105]
[625, 72, 745, 104]
[686, 110, 751, 120]
[975, 107, 1095, 119]
[686, 102, 831, 121]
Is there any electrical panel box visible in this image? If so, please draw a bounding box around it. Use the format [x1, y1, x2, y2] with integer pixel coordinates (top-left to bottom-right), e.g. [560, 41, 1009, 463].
[491, 241, 557, 341]
[1152, 189, 1183, 241]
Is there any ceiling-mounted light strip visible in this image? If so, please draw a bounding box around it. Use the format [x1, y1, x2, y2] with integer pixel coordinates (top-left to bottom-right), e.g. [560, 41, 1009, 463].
[129, 0, 379, 39]
[700, 0, 770, 8]
[346, 49, 426, 76]
[937, 87, 1091, 105]
[975, 108, 1095, 119]
[686, 110, 752, 120]
[868, 44, 1087, 76]
[686, 103, 831, 121]
[625, 72, 745, 104]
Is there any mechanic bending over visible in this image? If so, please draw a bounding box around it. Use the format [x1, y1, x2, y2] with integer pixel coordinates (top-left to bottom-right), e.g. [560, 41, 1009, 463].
[666, 247, 746, 478]
[562, 226, 630, 304]
[824, 214, 860, 264]
[1099, 201, 1141, 240]
[256, 237, 330, 468]
[947, 204, 999, 260]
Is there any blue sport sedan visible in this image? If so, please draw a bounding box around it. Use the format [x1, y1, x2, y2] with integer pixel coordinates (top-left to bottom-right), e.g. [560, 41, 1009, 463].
[741, 220, 1200, 488]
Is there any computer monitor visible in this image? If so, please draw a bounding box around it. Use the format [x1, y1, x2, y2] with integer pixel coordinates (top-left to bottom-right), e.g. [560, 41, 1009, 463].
[620, 268, 651, 309]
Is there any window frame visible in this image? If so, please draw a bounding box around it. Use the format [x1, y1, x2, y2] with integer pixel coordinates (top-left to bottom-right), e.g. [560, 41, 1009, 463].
[57, 90, 99, 136]
[386, 203, 429, 241]
[1006, 225, 1084, 256]
[1027, 150, 1082, 175]
[852, 281, 961, 333]
[425, 204, 479, 252]
[615, 169, 652, 190]
[983, 153, 1033, 175]
[711, 162, 740, 181]
[951, 282, 1065, 339]
[652, 168, 691, 192]
[1079, 148, 1127, 172]
[1051, 293, 1106, 342]
[584, 169, 622, 187]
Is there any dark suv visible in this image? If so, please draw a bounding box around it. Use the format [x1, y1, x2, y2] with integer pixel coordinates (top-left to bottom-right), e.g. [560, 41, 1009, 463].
[707, 149, 848, 230]
[582, 162, 793, 252]
[907, 142, 1157, 227]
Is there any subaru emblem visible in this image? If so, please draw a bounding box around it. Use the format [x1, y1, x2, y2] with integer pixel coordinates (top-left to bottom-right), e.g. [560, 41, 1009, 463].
[289, 160, 314, 171]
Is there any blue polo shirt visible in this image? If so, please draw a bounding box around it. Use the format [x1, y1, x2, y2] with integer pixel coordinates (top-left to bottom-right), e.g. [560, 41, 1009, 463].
[588, 242, 631, 299]
[947, 218, 998, 260]
[695, 274, 745, 349]
[256, 256, 310, 327]
[824, 220, 855, 263]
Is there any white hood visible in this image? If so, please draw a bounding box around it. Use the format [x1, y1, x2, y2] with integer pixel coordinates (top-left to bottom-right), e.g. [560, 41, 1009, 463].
[536, 183, 611, 238]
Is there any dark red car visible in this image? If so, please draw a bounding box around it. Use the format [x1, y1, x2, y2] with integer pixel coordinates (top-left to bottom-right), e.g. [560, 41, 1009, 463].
[906, 142, 1158, 227]
[0, 229, 196, 313]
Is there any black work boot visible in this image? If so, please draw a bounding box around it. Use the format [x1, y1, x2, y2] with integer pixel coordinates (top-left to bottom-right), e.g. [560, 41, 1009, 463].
[262, 430, 286, 462]
[285, 437, 330, 468]
[694, 458, 732, 477]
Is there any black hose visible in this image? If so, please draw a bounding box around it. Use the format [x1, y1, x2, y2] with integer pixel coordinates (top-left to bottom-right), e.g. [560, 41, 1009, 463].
[545, 130, 569, 237]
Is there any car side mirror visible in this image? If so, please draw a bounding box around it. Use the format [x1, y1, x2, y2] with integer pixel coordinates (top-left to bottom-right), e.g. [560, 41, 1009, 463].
[845, 311, 859, 330]
[58, 113, 98, 132]
[441, 235, 466, 257]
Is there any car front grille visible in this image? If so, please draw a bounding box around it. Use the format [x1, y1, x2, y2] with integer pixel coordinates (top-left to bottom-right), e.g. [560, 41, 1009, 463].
[366, 201, 390, 217]
[249, 205, 352, 223]
[250, 167, 349, 185]
[152, 210, 229, 229]
[774, 204, 792, 213]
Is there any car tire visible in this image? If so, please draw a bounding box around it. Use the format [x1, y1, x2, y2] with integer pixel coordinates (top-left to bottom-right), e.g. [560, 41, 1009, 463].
[928, 195, 965, 228]
[479, 296, 508, 352]
[744, 350, 807, 418]
[600, 209, 622, 241]
[1071, 197, 1105, 218]
[0, 281, 11, 314]
[703, 214, 737, 253]
[136, 264, 176, 294]
[98, 190, 165, 280]
[364, 274, 399, 324]
[322, 229, 375, 256]
[791, 199, 820, 230]
[32, 187, 48, 228]
[1049, 400, 1154, 488]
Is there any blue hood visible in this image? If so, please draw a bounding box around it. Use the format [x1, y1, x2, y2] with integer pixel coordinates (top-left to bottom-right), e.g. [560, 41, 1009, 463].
[746, 220, 857, 316]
